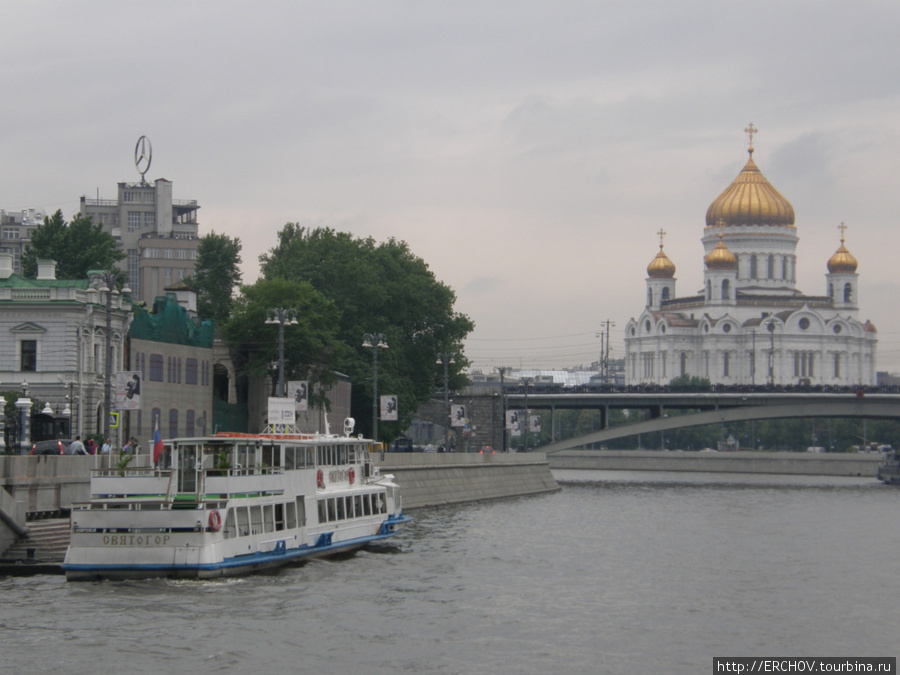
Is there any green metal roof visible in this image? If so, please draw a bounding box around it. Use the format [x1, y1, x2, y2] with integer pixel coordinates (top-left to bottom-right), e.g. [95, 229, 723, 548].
[129, 294, 214, 348]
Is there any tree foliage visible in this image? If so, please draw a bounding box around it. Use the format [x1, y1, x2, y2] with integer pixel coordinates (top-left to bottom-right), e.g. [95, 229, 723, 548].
[188, 231, 242, 322]
[259, 224, 474, 439]
[222, 278, 344, 405]
[22, 210, 124, 279]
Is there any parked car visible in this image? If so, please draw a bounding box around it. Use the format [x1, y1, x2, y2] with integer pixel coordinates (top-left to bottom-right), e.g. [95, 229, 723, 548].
[30, 439, 74, 455]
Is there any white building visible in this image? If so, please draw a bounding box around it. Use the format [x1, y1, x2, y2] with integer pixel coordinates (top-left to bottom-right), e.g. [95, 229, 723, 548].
[0, 254, 132, 442]
[624, 131, 877, 387]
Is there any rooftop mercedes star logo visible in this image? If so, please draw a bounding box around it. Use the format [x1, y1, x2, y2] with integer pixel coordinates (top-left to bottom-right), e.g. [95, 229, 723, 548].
[134, 135, 152, 181]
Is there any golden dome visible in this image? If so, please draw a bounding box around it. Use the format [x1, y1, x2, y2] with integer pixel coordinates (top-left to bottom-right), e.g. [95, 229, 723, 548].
[828, 224, 858, 273]
[705, 231, 737, 270]
[705, 151, 795, 228]
[647, 246, 676, 278]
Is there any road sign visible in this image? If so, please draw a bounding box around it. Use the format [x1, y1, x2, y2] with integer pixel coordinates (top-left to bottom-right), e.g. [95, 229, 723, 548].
[109, 412, 120, 429]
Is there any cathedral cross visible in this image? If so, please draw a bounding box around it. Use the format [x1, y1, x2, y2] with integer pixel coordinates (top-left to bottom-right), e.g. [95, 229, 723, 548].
[745, 122, 758, 154]
[657, 228, 666, 249]
[838, 222, 847, 243]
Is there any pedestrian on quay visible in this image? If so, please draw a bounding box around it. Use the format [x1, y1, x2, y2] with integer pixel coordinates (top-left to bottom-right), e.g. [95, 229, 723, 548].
[100, 438, 111, 455]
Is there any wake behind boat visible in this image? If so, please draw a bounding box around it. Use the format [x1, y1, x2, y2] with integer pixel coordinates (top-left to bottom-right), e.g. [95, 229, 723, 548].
[63, 419, 410, 581]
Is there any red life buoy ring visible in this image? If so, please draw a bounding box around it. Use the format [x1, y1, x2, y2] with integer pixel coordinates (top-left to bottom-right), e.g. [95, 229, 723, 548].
[349, 466, 355, 485]
[317, 469, 324, 489]
[208, 510, 222, 532]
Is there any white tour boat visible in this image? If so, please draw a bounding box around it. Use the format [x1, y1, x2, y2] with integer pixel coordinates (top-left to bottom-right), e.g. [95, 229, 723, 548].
[63, 420, 410, 581]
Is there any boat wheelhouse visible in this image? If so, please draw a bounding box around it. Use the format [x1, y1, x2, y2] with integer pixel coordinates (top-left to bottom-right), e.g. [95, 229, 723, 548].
[64, 426, 410, 581]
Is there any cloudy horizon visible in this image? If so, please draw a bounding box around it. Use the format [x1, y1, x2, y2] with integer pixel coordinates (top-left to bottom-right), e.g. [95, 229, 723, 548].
[3, 1, 899, 373]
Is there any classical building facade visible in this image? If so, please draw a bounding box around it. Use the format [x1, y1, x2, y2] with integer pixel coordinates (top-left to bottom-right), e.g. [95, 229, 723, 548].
[0, 254, 132, 445]
[624, 129, 877, 387]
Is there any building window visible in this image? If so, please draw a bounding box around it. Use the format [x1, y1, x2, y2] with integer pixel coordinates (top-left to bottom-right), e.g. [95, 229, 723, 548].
[661, 287, 670, 301]
[680, 352, 687, 376]
[127, 211, 141, 232]
[723, 352, 730, 377]
[2, 227, 20, 239]
[164, 249, 174, 259]
[169, 408, 178, 438]
[186, 410, 195, 436]
[722, 279, 730, 300]
[799, 318, 810, 331]
[144, 212, 155, 228]
[186, 358, 199, 385]
[647, 288, 653, 306]
[750, 254, 758, 279]
[843, 283, 852, 303]
[149, 354, 164, 382]
[20, 340, 37, 371]
[127, 249, 140, 297]
[767, 255, 774, 279]
[834, 354, 841, 379]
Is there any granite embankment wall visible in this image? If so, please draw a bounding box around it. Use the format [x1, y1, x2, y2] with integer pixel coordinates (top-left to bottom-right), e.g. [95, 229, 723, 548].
[373, 453, 560, 509]
[548, 450, 883, 477]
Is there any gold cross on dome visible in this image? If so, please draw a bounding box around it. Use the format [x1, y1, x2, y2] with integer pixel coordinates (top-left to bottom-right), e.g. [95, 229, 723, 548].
[838, 222, 848, 243]
[745, 122, 758, 153]
[657, 228, 666, 248]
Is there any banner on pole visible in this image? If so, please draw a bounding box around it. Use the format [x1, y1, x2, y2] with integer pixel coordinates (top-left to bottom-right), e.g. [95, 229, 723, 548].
[451, 405, 466, 427]
[380, 395, 398, 421]
[115, 371, 142, 410]
[288, 381, 308, 411]
[268, 397, 296, 427]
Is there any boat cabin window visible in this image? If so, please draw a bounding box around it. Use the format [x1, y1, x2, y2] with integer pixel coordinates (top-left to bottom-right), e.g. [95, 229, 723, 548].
[236, 507, 250, 537]
[249, 505, 263, 535]
[263, 504, 275, 533]
[262, 444, 282, 470]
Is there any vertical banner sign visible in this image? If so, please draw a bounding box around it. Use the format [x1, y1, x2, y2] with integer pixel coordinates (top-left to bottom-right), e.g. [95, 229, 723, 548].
[116, 371, 142, 410]
[288, 381, 308, 412]
[505, 410, 519, 431]
[268, 397, 296, 428]
[451, 405, 466, 427]
[529, 415, 541, 434]
[380, 395, 398, 421]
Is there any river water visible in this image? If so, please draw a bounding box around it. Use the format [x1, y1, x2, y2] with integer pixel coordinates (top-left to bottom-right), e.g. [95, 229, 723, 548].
[2, 470, 897, 674]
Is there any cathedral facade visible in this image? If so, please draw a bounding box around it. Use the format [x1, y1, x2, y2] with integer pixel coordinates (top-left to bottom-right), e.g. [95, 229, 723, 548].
[624, 127, 877, 387]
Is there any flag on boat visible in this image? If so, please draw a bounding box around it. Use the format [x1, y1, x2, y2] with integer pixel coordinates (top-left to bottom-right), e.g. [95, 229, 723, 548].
[153, 423, 164, 463]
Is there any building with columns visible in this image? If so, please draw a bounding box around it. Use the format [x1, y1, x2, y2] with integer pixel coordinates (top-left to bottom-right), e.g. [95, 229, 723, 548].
[624, 127, 877, 387]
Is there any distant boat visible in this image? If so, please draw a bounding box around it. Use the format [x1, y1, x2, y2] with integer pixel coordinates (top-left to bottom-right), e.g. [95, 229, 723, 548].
[64, 422, 410, 580]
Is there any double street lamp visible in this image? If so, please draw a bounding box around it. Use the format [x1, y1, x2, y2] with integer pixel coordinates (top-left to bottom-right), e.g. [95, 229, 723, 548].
[98, 272, 130, 448]
[436, 352, 456, 451]
[362, 333, 388, 442]
[266, 309, 298, 397]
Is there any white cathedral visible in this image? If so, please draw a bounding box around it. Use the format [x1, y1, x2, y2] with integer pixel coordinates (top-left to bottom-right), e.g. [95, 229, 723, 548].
[624, 126, 877, 387]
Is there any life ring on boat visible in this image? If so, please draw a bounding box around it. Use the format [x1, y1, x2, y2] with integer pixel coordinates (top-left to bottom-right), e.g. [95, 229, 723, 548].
[208, 510, 222, 532]
[349, 467, 355, 485]
[317, 469, 324, 489]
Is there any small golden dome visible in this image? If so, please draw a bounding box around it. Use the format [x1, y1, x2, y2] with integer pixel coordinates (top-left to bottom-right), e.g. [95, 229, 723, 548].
[705, 231, 737, 270]
[647, 246, 676, 278]
[828, 224, 858, 273]
[705, 130, 795, 227]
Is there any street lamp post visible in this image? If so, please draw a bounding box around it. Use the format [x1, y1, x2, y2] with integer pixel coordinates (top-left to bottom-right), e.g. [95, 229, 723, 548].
[98, 272, 130, 449]
[522, 376, 533, 453]
[265, 309, 298, 397]
[496, 366, 509, 452]
[436, 353, 455, 451]
[362, 333, 388, 442]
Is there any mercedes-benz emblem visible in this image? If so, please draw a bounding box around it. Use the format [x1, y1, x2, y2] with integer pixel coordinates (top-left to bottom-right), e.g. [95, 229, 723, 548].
[134, 135, 152, 179]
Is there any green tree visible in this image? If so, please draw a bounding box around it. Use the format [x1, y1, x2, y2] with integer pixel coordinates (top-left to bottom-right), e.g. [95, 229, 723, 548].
[22, 210, 124, 279]
[187, 231, 242, 322]
[259, 224, 474, 440]
[223, 278, 344, 405]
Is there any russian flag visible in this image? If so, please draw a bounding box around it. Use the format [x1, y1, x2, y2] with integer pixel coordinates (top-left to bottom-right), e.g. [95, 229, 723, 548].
[153, 423, 164, 463]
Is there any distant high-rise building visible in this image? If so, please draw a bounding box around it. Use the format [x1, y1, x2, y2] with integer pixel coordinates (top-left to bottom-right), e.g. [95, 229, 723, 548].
[80, 139, 201, 303]
[0, 208, 47, 275]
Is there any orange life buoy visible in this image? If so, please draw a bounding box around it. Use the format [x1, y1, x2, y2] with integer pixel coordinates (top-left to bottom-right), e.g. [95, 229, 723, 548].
[208, 509, 222, 532]
[349, 466, 355, 485]
[317, 469, 324, 489]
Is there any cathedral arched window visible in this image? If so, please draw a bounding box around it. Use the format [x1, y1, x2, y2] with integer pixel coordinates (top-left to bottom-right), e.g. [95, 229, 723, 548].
[828, 283, 833, 300]
[648, 288, 653, 306]
[706, 280, 711, 301]
[680, 352, 687, 376]
[750, 254, 758, 279]
[782, 256, 787, 279]
[661, 287, 670, 301]
[843, 283, 852, 303]
[722, 279, 730, 300]
[767, 255, 774, 279]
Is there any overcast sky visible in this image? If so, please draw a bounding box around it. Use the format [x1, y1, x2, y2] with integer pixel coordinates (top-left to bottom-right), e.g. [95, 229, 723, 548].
[3, 1, 900, 373]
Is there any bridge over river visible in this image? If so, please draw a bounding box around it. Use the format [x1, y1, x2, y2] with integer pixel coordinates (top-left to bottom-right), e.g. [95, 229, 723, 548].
[501, 391, 900, 453]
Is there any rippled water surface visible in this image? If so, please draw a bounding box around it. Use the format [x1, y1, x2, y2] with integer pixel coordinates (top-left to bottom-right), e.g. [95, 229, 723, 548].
[2, 471, 897, 674]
